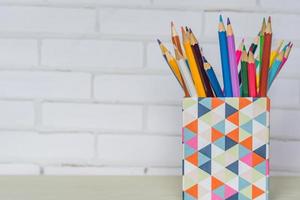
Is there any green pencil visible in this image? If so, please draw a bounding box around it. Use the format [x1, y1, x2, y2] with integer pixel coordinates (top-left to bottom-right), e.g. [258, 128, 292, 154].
[241, 48, 249, 97]
[257, 18, 266, 89]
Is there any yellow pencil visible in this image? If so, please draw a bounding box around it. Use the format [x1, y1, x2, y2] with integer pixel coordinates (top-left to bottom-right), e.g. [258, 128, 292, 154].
[181, 27, 206, 97]
[269, 40, 283, 67]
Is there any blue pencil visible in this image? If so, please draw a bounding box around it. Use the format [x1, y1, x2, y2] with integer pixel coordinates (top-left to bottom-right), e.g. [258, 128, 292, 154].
[218, 15, 232, 97]
[203, 57, 224, 97]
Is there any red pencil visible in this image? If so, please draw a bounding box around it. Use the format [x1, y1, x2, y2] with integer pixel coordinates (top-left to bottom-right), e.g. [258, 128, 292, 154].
[248, 51, 257, 97]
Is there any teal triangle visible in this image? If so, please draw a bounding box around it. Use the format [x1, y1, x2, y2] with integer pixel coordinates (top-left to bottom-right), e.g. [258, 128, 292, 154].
[254, 145, 267, 159]
[241, 120, 253, 134]
[225, 103, 238, 118]
[239, 145, 251, 159]
[226, 161, 239, 175]
[225, 136, 237, 150]
[184, 144, 196, 158]
[199, 160, 211, 174]
[226, 193, 239, 200]
[238, 193, 251, 200]
[199, 98, 212, 109]
[199, 144, 211, 158]
[255, 112, 267, 126]
[213, 120, 226, 134]
[184, 192, 196, 200]
[184, 128, 196, 142]
[198, 152, 210, 166]
[198, 103, 211, 118]
[214, 137, 226, 150]
[239, 177, 251, 190]
[214, 185, 225, 198]
[255, 160, 267, 175]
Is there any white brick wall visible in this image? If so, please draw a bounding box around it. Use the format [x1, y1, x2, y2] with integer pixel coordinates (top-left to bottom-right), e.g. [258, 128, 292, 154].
[0, 0, 299, 176]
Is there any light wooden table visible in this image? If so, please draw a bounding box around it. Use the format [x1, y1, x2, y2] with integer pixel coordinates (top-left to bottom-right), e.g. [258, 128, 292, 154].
[0, 176, 299, 200]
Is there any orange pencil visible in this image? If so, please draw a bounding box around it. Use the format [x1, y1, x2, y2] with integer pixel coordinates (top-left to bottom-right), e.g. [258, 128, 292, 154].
[171, 22, 184, 56]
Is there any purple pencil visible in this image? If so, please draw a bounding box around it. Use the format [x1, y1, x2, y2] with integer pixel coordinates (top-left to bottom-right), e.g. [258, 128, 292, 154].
[226, 18, 240, 97]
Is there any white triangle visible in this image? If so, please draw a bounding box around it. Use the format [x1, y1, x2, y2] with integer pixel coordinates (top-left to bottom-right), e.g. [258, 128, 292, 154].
[184, 160, 198, 174]
[239, 161, 251, 175]
[212, 103, 225, 118]
[198, 175, 211, 191]
[183, 112, 196, 127]
[252, 120, 266, 134]
[253, 176, 267, 191]
[226, 176, 239, 191]
[198, 132, 210, 150]
[240, 103, 254, 118]
[198, 119, 211, 133]
[212, 143, 224, 158]
[225, 119, 238, 135]
[211, 159, 224, 175]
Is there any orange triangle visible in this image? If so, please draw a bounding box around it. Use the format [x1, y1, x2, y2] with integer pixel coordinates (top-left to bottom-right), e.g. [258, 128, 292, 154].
[240, 136, 253, 151]
[252, 153, 265, 167]
[227, 112, 239, 126]
[211, 128, 224, 142]
[212, 98, 224, 109]
[185, 184, 198, 198]
[186, 152, 198, 166]
[252, 185, 264, 199]
[227, 128, 239, 143]
[212, 176, 224, 190]
[186, 119, 198, 133]
[239, 98, 252, 109]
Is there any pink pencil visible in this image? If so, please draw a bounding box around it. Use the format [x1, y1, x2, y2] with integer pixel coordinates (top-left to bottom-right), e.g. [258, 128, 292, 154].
[276, 43, 293, 77]
[236, 38, 244, 64]
[227, 18, 240, 96]
[248, 51, 257, 97]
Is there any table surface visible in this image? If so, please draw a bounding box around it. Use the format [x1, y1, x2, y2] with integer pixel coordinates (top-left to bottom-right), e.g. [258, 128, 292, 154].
[0, 176, 299, 200]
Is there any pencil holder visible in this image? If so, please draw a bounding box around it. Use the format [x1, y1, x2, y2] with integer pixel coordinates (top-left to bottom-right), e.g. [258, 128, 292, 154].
[182, 97, 270, 200]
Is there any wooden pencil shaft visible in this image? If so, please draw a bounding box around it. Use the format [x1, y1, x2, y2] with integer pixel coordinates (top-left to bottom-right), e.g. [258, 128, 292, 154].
[178, 58, 197, 96]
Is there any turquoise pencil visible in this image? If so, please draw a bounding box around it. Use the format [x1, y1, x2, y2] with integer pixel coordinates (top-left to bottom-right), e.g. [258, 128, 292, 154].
[268, 51, 284, 89]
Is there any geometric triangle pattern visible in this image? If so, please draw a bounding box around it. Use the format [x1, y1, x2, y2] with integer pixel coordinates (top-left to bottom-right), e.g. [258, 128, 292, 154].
[183, 97, 270, 200]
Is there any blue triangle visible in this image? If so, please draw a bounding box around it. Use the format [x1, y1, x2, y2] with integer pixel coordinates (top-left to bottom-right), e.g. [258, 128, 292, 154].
[185, 144, 196, 158]
[199, 160, 211, 174]
[198, 103, 211, 118]
[239, 177, 251, 190]
[184, 128, 196, 142]
[225, 103, 238, 118]
[254, 145, 267, 159]
[213, 120, 226, 134]
[214, 137, 226, 150]
[238, 193, 251, 200]
[239, 145, 250, 158]
[214, 185, 225, 198]
[255, 112, 266, 126]
[198, 153, 210, 166]
[226, 193, 239, 200]
[225, 136, 237, 150]
[226, 161, 239, 175]
[199, 144, 211, 158]
[199, 98, 211, 109]
[241, 120, 253, 134]
[255, 160, 266, 175]
[184, 192, 196, 200]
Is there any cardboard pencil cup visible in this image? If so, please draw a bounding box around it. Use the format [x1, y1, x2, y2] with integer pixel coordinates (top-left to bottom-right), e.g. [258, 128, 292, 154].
[183, 97, 270, 200]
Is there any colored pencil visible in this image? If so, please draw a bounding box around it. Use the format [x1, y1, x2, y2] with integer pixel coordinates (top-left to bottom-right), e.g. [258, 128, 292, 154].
[276, 43, 293, 76]
[189, 30, 214, 97]
[236, 38, 244, 64]
[268, 50, 284, 89]
[259, 16, 272, 97]
[174, 47, 197, 96]
[171, 22, 184, 56]
[248, 51, 257, 97]
[269, 40, 284, 67]
[182, 27, 206, 97]
[257, 18, 266, 90]
[226, 18, 240, 97]
[203, 58, 224, 97]
[241, 49, 249, 97]
[218, 15, 233, 96]
[249, 35, 259, 54]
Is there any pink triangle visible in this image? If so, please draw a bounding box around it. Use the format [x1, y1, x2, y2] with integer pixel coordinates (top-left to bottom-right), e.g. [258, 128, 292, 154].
[240, 152, 253, 167]
[224, 185, 237, 199]
[186, 135, 198, 150]
[211, 192, 223, 200]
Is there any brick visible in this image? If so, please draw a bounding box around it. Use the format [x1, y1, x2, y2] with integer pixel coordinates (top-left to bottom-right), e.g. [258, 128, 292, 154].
[269, 78, 300, 107]
[0, 101, 34, 128]
[0, 0, 151, 5]
[0, 6, 95, 33]
[0, 164, 40, 175]
[146, 167, 181, 175]
[41, 39, 143, 69]
[0, 71, 91, 99]
[44, 166, 145, 175]
[272, 14, 300, 40]
[271, 140, 300, 172]
[97, 135, 181, 167]
[146, 105, 181, 134]
[277, 46, 299, 77]
[0, 132, 94, 163]
[99, 8, 203, 36]
[0, 39, 38, 66]
[42, 103, 143, 131]
[260, 0, 300, 11]
[94, 75, 183, 103]
[204, 12, 264, 39]
[271, 109, 300, 139]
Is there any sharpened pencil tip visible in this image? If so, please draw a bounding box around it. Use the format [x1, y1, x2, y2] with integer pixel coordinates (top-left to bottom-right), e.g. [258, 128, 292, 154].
[227, 17, 231, 25]
[157, 39, 161, 44]
[268, 16, 271, 23]
[219, 14, 223, 23]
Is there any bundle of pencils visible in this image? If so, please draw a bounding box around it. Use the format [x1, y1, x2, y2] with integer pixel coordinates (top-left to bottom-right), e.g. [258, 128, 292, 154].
[158, 15, 292, 97]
